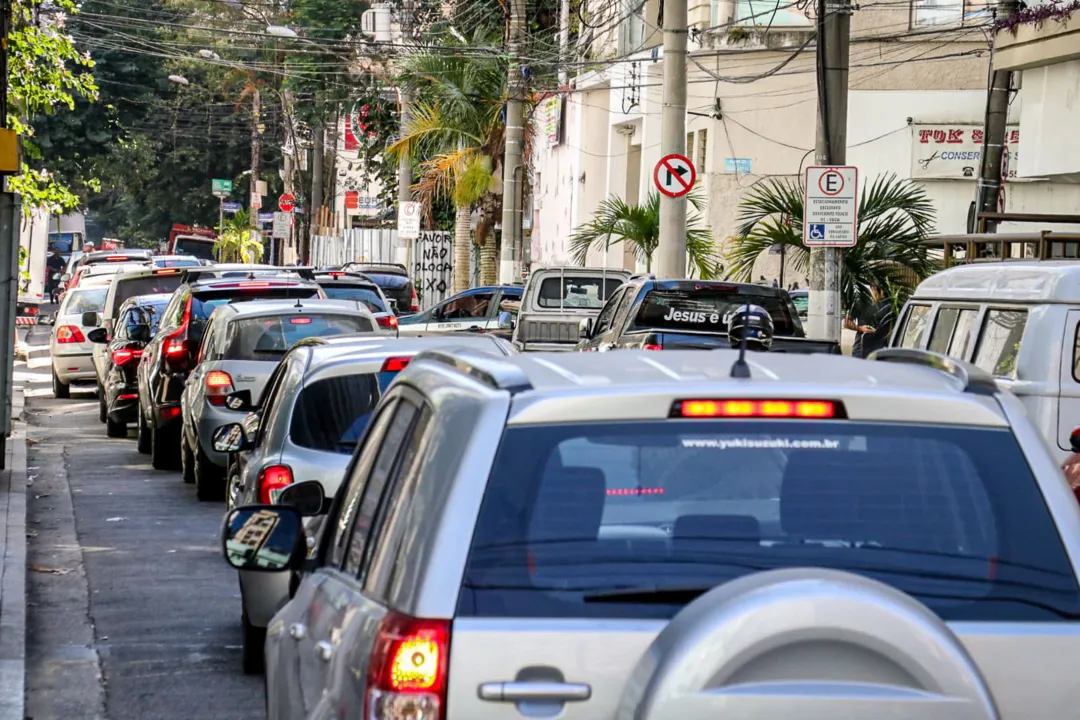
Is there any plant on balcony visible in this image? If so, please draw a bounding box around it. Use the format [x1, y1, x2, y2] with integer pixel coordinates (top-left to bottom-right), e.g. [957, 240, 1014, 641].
[726, 174, 938, 312]
[996, 0, 1080, 35]
[569, 191, 723, 278]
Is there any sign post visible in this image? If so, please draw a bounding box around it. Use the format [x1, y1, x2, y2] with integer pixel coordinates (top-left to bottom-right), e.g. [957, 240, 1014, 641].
[653, 154, 696, 198]
[398, 201, 421, 240]
[212, 179, 233, 234]
[803, 166, 858, 248]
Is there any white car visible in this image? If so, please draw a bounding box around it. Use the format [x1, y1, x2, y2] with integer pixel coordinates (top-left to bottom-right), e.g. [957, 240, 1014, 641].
[48, 284, 111, 398]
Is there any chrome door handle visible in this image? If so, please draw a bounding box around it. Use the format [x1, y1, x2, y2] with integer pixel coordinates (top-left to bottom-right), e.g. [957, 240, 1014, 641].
[289, 622, 306, 640]
[314, 640, 333, 663]
[478, 682, 592, 703]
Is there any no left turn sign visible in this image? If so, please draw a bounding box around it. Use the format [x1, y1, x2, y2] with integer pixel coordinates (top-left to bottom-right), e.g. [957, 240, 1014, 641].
[653, 154, 696, 198]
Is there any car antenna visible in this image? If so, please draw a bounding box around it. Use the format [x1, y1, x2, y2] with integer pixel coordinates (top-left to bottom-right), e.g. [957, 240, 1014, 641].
[729, 304, 752, 379]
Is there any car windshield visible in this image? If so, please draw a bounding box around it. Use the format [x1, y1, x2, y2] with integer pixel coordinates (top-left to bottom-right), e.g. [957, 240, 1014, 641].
[458, 419, 1080, 622]
[113, 274, 185, 310]
[320, 285, 388, 313]
[633, 287, 801, 336]
[537, 276, 624, 309]
[64, 288, 109, 316]
[290, 371, 401, 453]
[155, 257, 202, 268]
[175, 238, 216, 260]
[223, 314, 374, 360]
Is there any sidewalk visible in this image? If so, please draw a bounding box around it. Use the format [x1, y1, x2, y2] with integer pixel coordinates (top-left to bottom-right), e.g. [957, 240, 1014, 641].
[0, 388, 27, 720]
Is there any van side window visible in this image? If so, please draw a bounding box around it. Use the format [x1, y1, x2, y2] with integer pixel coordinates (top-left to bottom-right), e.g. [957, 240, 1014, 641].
[973, 309, 1027, 379]
[929, 308, 960, 354]
[897, 304, 931, 348]
[1072, 323, 1080, 383]
[929, 307, 979, 359]
[948, 309, 979, 359]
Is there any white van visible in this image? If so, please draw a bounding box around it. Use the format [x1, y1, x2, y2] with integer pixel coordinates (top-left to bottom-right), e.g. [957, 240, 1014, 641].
[892, 261, 1080, 463]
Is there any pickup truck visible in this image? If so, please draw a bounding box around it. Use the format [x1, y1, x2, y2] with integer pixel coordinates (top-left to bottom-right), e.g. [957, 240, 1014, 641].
[511, 266, 632, 351]
[576, 277, 841, 354]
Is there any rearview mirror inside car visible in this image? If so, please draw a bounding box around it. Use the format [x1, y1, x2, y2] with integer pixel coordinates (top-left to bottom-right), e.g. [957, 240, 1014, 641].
[224, 389, 253, 412]
[130, 324, 151, 343]
[82, 311, 101, 328]
[221, 505, 303, 572]
[212, 423, 253, 453]
[579, 317, 594, 339]
[86, 328, 108, 344]
[277, 481, 326, 517]
[498, 311, 516, 331]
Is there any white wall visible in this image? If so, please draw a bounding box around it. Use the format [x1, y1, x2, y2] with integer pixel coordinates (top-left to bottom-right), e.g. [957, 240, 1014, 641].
[1018, 60, 1080, 181]
[848, 89, 1080, 234]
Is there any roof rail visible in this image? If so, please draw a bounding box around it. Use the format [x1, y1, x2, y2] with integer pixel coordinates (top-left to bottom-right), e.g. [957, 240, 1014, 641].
[867, 348, 999, 396]
[411, 348, 533, 393]
[179, 265, 316, 285]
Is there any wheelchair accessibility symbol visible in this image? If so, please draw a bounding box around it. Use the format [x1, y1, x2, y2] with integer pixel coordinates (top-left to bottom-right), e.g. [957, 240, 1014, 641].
[808, 224, 826, 241]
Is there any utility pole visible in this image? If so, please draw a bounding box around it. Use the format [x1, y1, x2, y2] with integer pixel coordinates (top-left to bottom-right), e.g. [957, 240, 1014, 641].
[250, 88, 261, 232]
[399, 0, 414, 273]
[0, 0, 19, 465]
[976, 0, 1020, 234]
[655, 0, 688, 279]
[499, 0, 526, 284]
[807, 0, 851, 341]
[311, 118, 324, 241]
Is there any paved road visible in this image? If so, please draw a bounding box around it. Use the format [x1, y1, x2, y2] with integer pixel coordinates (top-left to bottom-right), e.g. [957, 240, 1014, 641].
[20, 326, 265, 720]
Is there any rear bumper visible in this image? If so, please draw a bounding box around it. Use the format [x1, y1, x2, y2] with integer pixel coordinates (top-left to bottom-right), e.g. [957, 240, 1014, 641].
[108, 392, 140, 424]
[53, 354, 95, 383]
[515, 340, 579, 352]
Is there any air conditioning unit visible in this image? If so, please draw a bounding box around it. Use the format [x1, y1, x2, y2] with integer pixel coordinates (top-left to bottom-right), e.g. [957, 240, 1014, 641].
[361, 4, 392, 43]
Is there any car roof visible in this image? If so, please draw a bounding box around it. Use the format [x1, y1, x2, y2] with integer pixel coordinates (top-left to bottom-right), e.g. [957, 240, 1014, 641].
[213, 298, 375, 319]
[912, 261, 1080, 303]
[300, 334, 516, 383]
[82, 262, 152, 276]
[402, 349, 1008, 428]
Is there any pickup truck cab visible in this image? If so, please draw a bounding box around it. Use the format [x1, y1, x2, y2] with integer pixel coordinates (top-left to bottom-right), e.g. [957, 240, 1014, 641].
[890, 260, 1080, 464]
[512, 266, 631, 351]
[577, 277, 840, 354]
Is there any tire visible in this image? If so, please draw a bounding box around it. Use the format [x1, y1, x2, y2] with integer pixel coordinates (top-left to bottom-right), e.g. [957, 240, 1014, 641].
[242, 611, 266, 675]
[105, 415, 126, 438]
[151, 421, 179, 471]
[195, 441, 225, 501]
[136, 410, 151, 455]
[52, 369, 70, 399]
[98, 385, 107, 423]
[180, 433, 196, 485]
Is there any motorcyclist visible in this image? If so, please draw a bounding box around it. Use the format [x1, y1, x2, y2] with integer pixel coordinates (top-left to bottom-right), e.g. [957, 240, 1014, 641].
[727, 304, 774, 351]
[46, 249, 65, 303]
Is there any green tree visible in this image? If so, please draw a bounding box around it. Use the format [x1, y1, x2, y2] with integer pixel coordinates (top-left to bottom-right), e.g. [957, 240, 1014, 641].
[569, 191, 723, 278]
[727, 174, 938, 311]
[214, 209, 263, 263]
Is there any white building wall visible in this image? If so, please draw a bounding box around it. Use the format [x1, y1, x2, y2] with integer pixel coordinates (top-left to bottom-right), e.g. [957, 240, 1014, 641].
[1017, 60, 1080, 181]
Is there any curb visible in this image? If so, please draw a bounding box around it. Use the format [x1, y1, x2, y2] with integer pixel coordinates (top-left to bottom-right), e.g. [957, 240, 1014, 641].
[0, 388, 26, 720]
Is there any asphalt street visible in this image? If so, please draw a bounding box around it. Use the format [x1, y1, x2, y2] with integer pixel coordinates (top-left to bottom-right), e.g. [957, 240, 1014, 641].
[20, 324, 265, 720]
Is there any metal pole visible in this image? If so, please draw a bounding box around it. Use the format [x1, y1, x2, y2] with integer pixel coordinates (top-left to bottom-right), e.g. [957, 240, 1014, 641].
[218, 196, 224, 234]
[499, 0, 526, 285]
[807, 0, 851, 341]
[311, 118, 324, 254]
[976, 0, 1019, 235]
[250, 89, 261, 233]
[656, 0, 688, 279]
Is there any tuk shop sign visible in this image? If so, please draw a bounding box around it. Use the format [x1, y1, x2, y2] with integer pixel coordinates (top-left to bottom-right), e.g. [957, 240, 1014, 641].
[911, 124, 1021, 180]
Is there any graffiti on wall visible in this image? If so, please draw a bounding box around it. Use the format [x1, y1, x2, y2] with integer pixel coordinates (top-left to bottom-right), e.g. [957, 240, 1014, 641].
[413, 231, 453, 309]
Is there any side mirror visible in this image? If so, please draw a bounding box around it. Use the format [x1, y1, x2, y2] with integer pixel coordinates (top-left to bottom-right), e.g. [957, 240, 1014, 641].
[498, 311, 516, 331]
[82, 311, 101, 328]
[212, 423, 253, 453]
[130, 324, 151, 343]
[1070, 427, 1080, 454]
[86, 328, 109, 344]
[579, 317, 594, 339]
[277, 481, 326, 517]
[224, 389, 253, 412]
[221, 505, 304, 572]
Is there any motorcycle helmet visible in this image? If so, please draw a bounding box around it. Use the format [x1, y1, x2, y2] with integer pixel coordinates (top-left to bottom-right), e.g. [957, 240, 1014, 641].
[728, 304, 774, 350]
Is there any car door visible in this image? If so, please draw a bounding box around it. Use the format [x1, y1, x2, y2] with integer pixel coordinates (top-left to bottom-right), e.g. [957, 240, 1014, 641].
[273, 396, 418, 717]
[405, 290, 497, 335]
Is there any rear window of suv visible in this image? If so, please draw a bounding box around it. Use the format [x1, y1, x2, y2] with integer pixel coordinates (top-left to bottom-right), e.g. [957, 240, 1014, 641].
[457, 419, 1080, 622]
[290, 371, 402, 453]
[223, 314, 373, 360]
[633, 288, 801, 337]
[320, 285, 388, 312]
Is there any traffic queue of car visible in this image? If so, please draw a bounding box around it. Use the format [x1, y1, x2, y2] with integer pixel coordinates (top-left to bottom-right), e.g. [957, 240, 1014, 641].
[47, 253, 1080, 719]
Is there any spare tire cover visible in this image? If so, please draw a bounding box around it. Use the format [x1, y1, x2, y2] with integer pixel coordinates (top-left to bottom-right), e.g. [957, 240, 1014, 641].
[616, 567, 999, 720]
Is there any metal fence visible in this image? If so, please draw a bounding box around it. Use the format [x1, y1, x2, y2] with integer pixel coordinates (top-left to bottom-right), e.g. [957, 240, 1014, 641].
[310, 229, 400, 267]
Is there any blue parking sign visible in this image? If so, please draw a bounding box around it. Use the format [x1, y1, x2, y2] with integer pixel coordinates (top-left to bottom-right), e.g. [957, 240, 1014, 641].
[808, 224, 826, 241]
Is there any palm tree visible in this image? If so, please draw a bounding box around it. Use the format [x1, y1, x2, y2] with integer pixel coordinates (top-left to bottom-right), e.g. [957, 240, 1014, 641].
[727, 174, 938, 312]
[569, 191, 723, 278]
[214, 209, 263, 264]
[388, 33, 510, 290]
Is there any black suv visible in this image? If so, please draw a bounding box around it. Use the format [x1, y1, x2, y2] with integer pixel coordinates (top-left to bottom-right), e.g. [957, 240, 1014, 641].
[136, 272, 324, 470]
[340, 262, 419, 315]
[313, 270, 398, 331]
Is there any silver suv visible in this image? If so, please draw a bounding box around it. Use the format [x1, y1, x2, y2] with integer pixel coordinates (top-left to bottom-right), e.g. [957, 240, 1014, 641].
[222, 348, 1080, 720]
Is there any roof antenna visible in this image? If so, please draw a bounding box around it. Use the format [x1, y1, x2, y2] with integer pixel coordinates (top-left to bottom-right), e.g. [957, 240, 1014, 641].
[729, 304, 752, 379]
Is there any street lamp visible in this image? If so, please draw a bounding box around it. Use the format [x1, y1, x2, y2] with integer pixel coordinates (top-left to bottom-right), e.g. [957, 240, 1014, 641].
[168, 74, 189, 86]
[266, 25, 298, 38]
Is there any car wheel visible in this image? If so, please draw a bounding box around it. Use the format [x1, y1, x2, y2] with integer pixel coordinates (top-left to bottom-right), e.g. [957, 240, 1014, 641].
[194, 441, 225, 501]
[150, 421, 179, 471]
[136, 410, 151, 455]
[242, 610, 266, 675]
[105, 415, 126, 438]
[52, 369, 70, 399]
[180, 433, 196, 485]
[97, 385, 107, 423]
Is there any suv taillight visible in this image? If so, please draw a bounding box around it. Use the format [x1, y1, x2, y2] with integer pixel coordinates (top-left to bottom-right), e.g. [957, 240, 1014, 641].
[112, 348, 143, 366]
[204, 370, 234, 405]
[257, 465, 294, 504]
[377, 315, 398, 329]
[56, 325, 86, 344]
[410, 288, 420, 313]
[364, 611, 449, 720]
